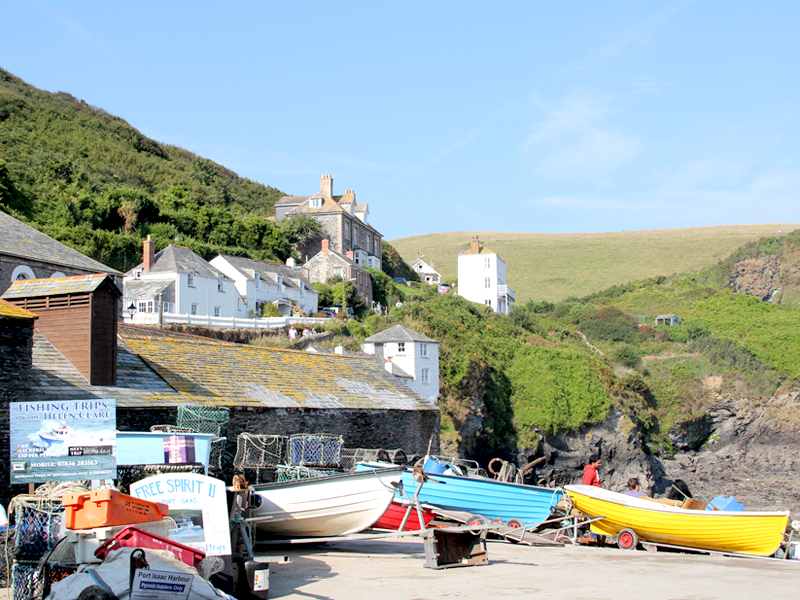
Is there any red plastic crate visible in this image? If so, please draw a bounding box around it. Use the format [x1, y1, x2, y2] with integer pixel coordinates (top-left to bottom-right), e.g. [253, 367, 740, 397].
[94, 526, 205, 570]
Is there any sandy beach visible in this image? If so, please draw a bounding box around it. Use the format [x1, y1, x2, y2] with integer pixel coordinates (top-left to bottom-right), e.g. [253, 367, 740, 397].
[262, 536, 800, 600]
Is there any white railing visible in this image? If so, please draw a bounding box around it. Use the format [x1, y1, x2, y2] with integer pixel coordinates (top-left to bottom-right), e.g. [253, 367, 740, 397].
[498, 285, 515, 302]
[124, 312, 330, 329]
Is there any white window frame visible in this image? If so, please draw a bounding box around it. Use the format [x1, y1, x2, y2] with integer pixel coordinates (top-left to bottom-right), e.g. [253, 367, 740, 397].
[255, 273, 260, 289]
[218, 274, 225, 292]
[187, 270, 195, 287]
[310, 197, 321, 208]
[485, 277, 491, 289]
[485, 257, 491, 269]
[397, 342, 405, 354]
[421, 368, 429, 383]
[214, 306, 221, 317]
[191, 303, 198, 315]
[485, 299, 492, 307]
[420, 343, 428, 357]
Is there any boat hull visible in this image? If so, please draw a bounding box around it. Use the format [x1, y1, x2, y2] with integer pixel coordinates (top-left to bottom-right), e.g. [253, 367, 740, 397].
[565, 485, 790, 556]
[372, 499, 436, 531]
[357, 463, 562, 527]
[248, 467, 403, 538]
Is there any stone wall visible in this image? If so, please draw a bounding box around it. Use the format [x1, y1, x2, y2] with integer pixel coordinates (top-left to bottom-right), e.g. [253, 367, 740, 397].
[0, 256, 111, 296]
[0, 317, 36, 505]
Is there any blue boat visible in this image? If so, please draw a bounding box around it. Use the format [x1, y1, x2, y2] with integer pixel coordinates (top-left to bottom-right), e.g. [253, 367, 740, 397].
[357, 458, 563, 527]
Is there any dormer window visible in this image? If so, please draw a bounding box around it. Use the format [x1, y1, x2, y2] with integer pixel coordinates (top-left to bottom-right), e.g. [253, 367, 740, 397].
[299, 283, 305, 297]
[310, 197, 322, 209]
[255, 273, 260, 289]
[187, 270, 195, 287]
[218, 274, 225, 292]
[277, 275, 284, 292]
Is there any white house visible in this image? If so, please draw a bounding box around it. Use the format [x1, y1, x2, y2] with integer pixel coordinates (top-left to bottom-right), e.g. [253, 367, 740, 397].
[409, 258, 441, 285]
[209, 254, 319, 317]
[457, 236, 515, 314]
[123, 236, 245, 321]
[362, 324, 439, 404]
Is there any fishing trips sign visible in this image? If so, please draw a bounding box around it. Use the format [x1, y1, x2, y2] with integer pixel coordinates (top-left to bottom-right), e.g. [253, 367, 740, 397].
[10, 399, 117, 483]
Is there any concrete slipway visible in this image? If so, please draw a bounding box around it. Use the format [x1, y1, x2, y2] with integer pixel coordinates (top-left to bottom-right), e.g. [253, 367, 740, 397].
[262, 537, 800, 600]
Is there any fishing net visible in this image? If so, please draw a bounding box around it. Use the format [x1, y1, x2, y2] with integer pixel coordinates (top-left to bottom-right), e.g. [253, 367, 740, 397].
[340, 448, 409, 471]
[176, 405, 230, 437]
[233, 434, 287, 469]
[275, 465, 332, 481]
[10, 495, 66, 562]
[287, 434, 343, 469]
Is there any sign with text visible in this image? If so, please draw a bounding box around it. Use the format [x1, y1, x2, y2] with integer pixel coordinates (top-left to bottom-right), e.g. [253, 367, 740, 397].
[129, 473, 231, 556]
[9, 399, 116, 483]
[130, 569, 193, 600]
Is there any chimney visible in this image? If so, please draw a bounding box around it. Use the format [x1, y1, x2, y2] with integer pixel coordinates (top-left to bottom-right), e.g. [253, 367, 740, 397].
[385, 357, 394, 375]
[144, 234, 155, 271]
[321, 174, 333, 198]
[470, 236, 480, 254]
[321, 239, 330, 253]
[346, 250, 354, 259]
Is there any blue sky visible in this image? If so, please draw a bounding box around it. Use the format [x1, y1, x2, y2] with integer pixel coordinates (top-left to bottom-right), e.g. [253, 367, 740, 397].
[2, 1, 799, 239]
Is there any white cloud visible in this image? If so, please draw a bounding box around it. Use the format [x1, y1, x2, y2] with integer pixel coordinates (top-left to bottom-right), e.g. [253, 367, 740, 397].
[520, 91, 642, 183]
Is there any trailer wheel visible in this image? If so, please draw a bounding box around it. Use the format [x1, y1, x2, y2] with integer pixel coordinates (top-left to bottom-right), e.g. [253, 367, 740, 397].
[617, 528, 638, 550]
[506, 518, 524, 529]
[466, 514, 488, 535]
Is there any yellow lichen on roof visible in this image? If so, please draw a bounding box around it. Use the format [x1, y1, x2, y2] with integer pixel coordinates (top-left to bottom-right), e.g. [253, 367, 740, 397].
[0, 298, 37, 319]
[120, 328, 434, 411]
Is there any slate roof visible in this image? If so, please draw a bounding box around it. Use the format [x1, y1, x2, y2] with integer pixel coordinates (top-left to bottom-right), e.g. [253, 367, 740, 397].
[126, 279, 174, 300]
[118, 325, 435, 410]
[27, 324, 436, 411]
[218, 255, 316, 293]
[0, 211, 120, 274]
[127, 245, 221, 278]
[364, 324, 436, 344]
[0, 298, 37, 320]
[2, 274, 121, 299]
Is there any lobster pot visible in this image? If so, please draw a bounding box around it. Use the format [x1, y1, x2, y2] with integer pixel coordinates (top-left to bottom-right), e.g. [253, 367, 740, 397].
[13, 497, 63, 561]
[12, 562, 42, 600]
[176, 405, 230, 437]
[340, 448, 409, 471]
[276, 465, 331, 482]
[287, 434, 343, 468]
[234, 434, 287, 469]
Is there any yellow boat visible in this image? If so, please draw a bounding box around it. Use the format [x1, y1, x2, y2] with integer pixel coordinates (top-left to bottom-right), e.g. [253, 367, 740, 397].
[565, 484, 790, 556]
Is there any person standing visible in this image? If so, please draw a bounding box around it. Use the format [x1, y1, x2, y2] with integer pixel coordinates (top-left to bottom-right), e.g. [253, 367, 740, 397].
[583, 454, 602, 487]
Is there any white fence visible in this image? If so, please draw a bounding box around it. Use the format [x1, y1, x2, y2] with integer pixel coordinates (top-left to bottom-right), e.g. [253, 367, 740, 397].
[124, 312, 330, 330]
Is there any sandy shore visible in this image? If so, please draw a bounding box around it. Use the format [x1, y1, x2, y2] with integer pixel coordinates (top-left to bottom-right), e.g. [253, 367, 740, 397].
[261, 536, 800, 600]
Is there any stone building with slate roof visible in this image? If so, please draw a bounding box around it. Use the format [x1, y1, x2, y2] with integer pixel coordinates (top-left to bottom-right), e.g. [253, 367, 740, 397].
[303, 239, 373, 307]
[0, 210, 120, 296]
[363, 325, 439, 404]
[275, 175, 383, 270]
[209, 254, 319, 317]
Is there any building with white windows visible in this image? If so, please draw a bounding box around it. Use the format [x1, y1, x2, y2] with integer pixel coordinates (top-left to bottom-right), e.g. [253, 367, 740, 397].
[209, 255, 319, 317]
[409, 258, 441, 285]
[456, 236, 515, 314]
[362, 324, 439, 404]
[123, 236, 245, 322]
[275, 175, 382, 270]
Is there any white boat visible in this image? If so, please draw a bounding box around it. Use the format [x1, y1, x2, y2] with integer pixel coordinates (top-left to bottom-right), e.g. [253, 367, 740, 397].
[39, 423, 75, 445]
[247, 466, 404, 538]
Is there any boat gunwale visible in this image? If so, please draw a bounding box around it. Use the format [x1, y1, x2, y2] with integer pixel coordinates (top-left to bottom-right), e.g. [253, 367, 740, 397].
[565, 485, 790, 518]
[251, 466, 404, 492]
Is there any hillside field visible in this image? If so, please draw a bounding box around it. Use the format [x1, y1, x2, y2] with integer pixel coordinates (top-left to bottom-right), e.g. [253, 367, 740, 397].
[391, 225, 800, 303]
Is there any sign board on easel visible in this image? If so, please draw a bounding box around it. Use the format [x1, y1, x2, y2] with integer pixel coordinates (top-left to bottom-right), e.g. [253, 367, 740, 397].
[129, 473, 231, 556]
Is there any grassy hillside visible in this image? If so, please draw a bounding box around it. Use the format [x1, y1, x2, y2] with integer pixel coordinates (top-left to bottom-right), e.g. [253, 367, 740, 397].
[390, 226, 800, 304]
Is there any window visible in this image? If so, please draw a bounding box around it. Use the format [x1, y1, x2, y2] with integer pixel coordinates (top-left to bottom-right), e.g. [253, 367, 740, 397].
[218, 274, 225, 292]
[255, 273, 260, 289]
[397, 342, 405, 353]
[333, 266, 344, 277]
[485, 299, 492, 307]
[277, 276, 283, 292]
[485, 257, 491, 269]
[214, 306, 221, 317]
[15, 272, 28, 281]
[163, 302, 174, 313]
[299, 284, 305, 297]
[421, 369, 430, 383]
[420, 343, 428, 357]
[310, 197, 322, 208]
[191, 303, 198, 315]
[485, 277, 491, 288]
[187, 270, 195, 287]
[344, 222, 350, 240]
[138, 302, 147, 313]
[374, 239, 380, 255]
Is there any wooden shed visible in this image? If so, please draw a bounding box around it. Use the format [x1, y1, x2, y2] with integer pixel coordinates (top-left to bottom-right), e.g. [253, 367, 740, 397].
[2, 274, 121, 385]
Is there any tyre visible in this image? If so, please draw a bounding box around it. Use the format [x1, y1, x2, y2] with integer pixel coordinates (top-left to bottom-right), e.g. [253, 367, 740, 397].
[465, 514, 488, 535]
[506, 518, 525, 529]
[617, 528, 638, 550]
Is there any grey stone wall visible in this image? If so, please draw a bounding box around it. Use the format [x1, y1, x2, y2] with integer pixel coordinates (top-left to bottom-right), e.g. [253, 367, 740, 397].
[0, 256, 100, 296]
[0, 318, 36, 506]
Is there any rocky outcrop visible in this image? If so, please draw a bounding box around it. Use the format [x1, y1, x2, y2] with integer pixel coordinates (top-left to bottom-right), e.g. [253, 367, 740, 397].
[729, 257, 783, 301]
[523, 391, 800, 516]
